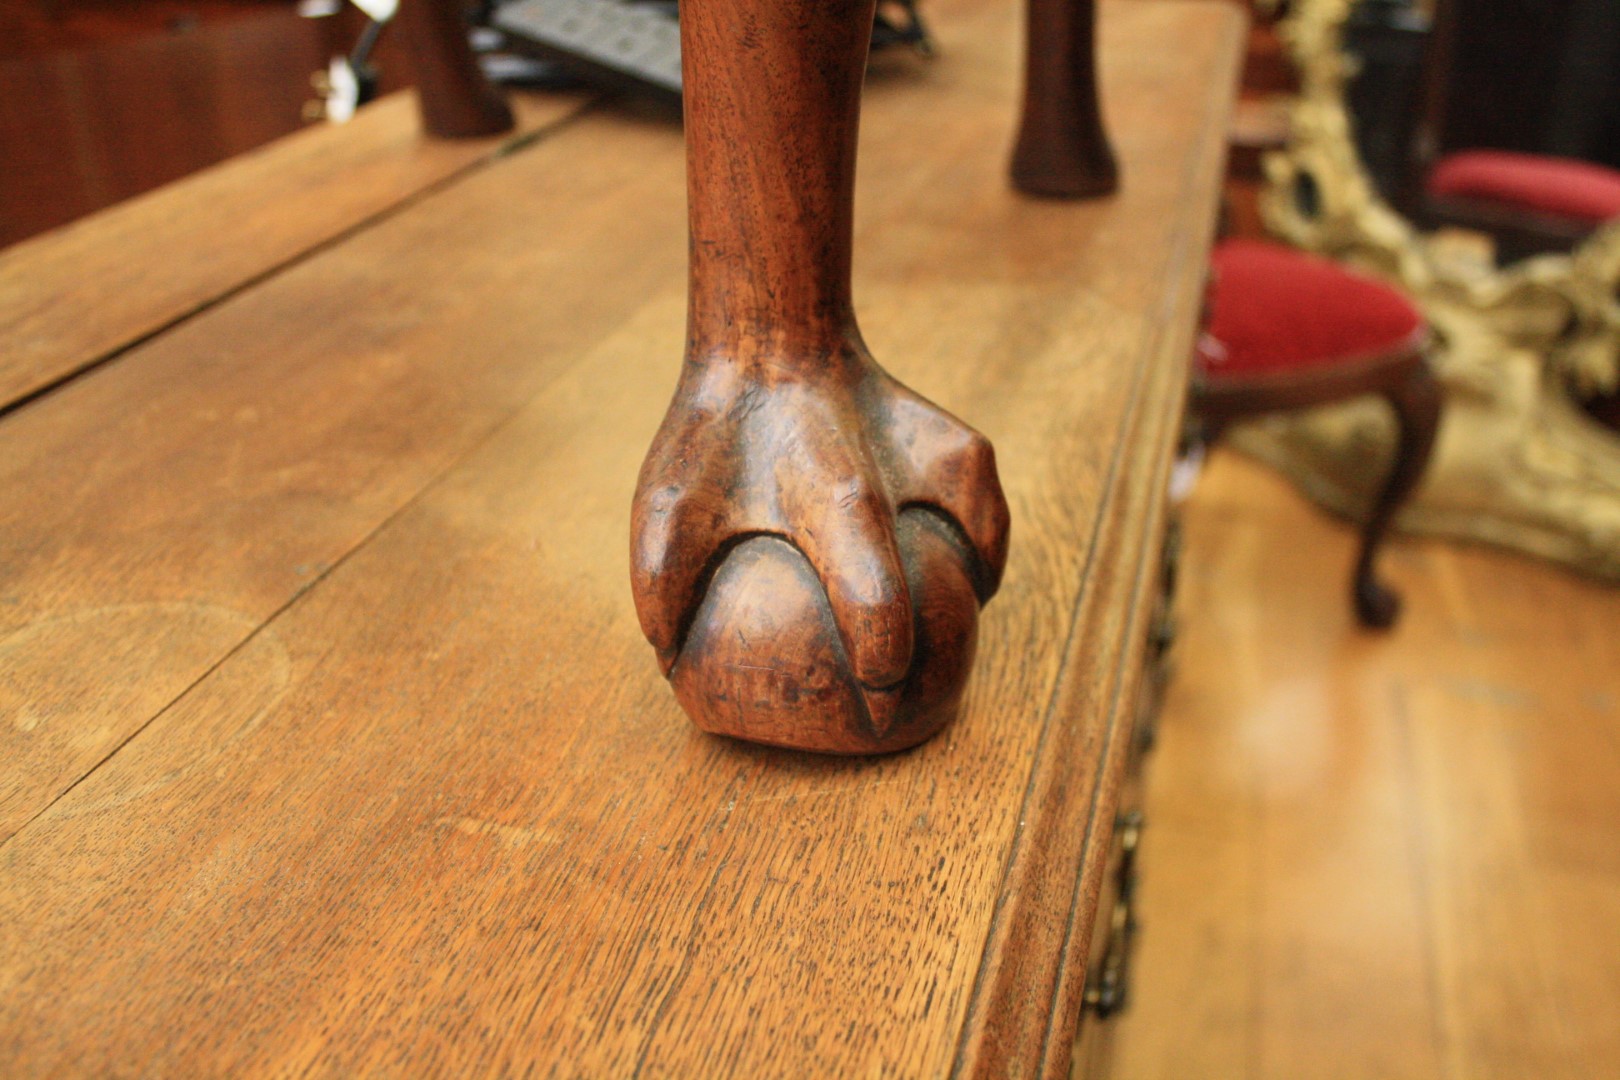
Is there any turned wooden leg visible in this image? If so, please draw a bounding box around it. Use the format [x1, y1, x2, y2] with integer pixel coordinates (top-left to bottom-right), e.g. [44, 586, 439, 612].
[1011, 0, 1119, 199]
[1353, 362, 1441, 629]
[630, 0, 1011, 754]
[398, 0, 513, 138]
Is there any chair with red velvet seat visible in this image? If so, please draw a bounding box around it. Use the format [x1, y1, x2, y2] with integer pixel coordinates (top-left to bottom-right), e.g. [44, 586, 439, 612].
[1424, 149, 1620, 262]
[1193, 238, 1443, 628]
[1399, 0, 1620, 261]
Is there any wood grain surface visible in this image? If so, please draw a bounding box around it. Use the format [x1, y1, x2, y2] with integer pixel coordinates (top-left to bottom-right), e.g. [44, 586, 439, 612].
[0, 108, 692, 840]
[0, 88, 585, 411]
[0, 1, 1242, 1074]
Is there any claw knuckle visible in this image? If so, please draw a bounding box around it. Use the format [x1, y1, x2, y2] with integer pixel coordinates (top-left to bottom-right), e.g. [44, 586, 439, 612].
[643, 483, 684, 515]
[961, 431, 995, 469]
[632, 532, 675, 582]
[833, 477, 883, 515]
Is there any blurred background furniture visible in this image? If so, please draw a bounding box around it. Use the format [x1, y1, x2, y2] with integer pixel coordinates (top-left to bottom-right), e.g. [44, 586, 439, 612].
[1219, 0, 1620, 255]
[1209, 0, 1620, 585]
[1422, 150, 1620, 263]
[1345, 0, 1620, 264]
[1194, 237, 1440, 627]
[0, 0, 401, 246]
[1308, 0, 1620, 430]
[0, 0, 943, 249]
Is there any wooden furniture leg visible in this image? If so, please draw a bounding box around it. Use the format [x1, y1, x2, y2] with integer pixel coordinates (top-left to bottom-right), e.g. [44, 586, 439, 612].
[1353, 361, 1441, 628]
[1194, 346, 1442, 631]
[1012, 0, 1119, 198]
[398, 0, 513, 138]
[630, 0, 1012, 755]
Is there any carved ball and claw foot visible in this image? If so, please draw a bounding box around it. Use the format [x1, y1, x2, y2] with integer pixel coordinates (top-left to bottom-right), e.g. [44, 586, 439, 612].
[632, 341, 1010, 754]
[632, 0, 1009, 754]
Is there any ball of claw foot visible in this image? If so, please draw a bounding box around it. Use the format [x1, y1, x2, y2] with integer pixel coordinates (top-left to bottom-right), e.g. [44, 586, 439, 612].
[669, 508, 981, 754]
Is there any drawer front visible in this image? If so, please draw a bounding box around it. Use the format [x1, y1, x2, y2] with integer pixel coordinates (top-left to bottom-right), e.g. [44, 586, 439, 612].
[1071, 807, 1145, 1078]
[1134, 513, 1182, 762]
[1074, 510, 1179, 1077]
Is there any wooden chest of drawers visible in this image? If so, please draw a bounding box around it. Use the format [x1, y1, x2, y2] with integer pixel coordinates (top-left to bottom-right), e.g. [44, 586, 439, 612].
[0, 2, 1240, 1074]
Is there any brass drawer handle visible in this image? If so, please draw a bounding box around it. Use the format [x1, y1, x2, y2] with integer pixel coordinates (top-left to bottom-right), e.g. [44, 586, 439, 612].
[1150, 605, 1178, 658]
[1118, 809, 1143, 862]
[1134, 516, 1180, 758]
[1084, 812, 1143, 1020]
[1160, 515, 1183, 604]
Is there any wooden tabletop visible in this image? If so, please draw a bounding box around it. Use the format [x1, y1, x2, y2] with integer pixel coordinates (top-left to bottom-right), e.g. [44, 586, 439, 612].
[0, 90, 587, 411]
[0, 2, 1242, 1075]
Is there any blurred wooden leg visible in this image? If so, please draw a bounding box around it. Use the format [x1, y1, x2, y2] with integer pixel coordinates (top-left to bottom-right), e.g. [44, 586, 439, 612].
[398, 0, 512, 138]
[1012, 0, 1120, 199]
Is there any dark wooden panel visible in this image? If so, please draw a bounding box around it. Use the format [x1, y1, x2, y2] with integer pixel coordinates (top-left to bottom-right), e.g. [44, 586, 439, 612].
[1442, 0, 1620, 168]
[2, 9, 361, 245]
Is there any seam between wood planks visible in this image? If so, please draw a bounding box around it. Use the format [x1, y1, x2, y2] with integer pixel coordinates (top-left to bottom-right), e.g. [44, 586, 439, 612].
[0, 301, 604, 847]
[0, 99, 602, 425]
[0, 103, 646, 847]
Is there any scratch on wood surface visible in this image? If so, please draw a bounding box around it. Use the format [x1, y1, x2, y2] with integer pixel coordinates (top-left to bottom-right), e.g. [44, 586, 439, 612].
[437, 816, 553, 849]
[742, 777, 906, 805]
[728, 661, 786, 674]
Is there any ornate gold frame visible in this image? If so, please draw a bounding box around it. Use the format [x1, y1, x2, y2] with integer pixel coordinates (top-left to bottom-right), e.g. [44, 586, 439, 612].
[1233, 0, 1620, 580]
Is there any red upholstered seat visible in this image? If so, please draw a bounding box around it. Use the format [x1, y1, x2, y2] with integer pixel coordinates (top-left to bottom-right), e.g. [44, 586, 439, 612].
[1427, 150, 1620, 226]
[1196, 239, 1424, 379]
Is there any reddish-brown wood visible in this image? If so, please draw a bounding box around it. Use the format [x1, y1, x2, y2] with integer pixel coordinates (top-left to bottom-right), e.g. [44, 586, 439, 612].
[1011, 0, 1119, 199]
[0, 8, 362, 247]
[630, 0, 1012, 754]
[1193, 335, 1443, 628]
[397, 0, 512, 138]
